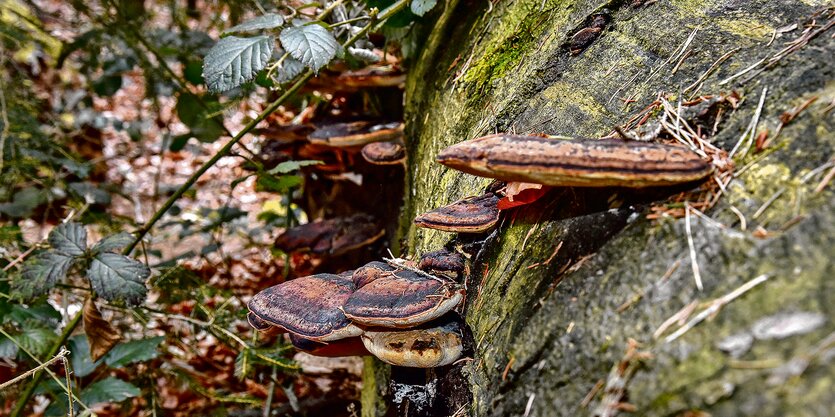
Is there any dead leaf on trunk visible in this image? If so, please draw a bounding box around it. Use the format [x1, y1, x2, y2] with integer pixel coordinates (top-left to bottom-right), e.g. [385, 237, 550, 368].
[83, 298, 122, 360]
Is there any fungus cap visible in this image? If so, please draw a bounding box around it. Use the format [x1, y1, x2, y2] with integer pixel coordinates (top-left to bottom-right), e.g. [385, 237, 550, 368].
[361, 141, 406, 165]
[247, 311, 274, 332]
[436, 134, 713, 187]
[418, 250, 465, 280]
[309, 121, 404, 147]
[361, 316, 464, 368]
[275, 214, 384, 256]
[248, 273, 362, 342]
[352, 261, 397, 288]
[343, 270, 464, 328]
[414, 193, 500, 233]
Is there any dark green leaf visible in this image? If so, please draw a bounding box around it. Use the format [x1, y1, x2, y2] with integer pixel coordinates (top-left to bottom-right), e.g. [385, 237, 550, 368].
[170, 133, 191, 151]
[0, 334, 19, 358]
[410, 0, 437, 16]
[176, 93, 225, 143]
[256, 174, 302, 193]
[68, 335, 105, 378]
[183, 60, 204, 85]
[79, 377, 141, 405]
[203, 35, 273, 92]
[87, 253, 150, 306]
[6, 303, 62, 327]
[0, 188, 46, 218]
[48, 222, 87, 257]
[92, 74, 123, 96]
[224, 13, 285, 35]
[91, 232, 134, 253]
[275, 55, 305, 84]
[12, 251, 75, 299]
[18, 325, 58, 357]
[279, 24, 338, 71]
[266, 160, 322, 175]
[105, 336, 164, 367]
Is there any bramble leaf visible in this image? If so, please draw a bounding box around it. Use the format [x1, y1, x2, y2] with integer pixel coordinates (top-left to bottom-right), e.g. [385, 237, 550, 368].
[410, 0, 438, 16]
[91, 232, 134, 253]
[87, 253, 150, 306]
[13, 251, 75, 299]
[224, 13, 285, 34]
[279, 24, 339, 71]
[203, 35, 273, 92]
[80, 377, 141, 406]
[105, 336, 165, 367]
[48, 222, 87, 256]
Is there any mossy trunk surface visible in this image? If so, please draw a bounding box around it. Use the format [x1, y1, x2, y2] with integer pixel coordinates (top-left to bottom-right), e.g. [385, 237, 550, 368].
[363, 0, 835, 416]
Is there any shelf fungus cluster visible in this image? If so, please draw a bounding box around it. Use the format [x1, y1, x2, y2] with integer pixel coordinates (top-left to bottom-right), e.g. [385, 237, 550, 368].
[247, 250, 468, 368]
[415, 133, 714, 233]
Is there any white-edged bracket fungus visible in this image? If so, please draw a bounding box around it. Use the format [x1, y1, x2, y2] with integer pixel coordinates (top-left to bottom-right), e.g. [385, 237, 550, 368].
[247, 273, 362, 342]
[436, 134, 713, 188]
[343, 270, 464, 328]
[413, 193, 501, 233]
[309, 121, 404, 147]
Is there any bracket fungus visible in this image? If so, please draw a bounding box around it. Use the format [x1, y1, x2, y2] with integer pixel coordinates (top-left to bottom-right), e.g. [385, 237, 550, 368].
[247, 273, 362, 342]
[360, 316, 465, 368]
[343, 270, 465, 328]
[414, 193, 501, 233]
[247, 311, 275, 332]
[436, 134, 713, 188]
[361, 141, 406, 165]
[352, 260, 397, 288]
[275, 213, 384, 256]
[418, 250, 466, 280]
[289, 334, 370, 357]
[309, 121, 404, 147]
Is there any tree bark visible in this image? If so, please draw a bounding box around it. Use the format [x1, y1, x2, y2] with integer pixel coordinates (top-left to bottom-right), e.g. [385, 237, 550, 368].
[364, 1, 835, 416]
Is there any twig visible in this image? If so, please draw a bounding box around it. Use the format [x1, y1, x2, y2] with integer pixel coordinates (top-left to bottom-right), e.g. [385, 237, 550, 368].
[0, 347, 70, 391]
[729, 86, 768, 159]
[522, 393, 536, 417]
[0, 71, 8, 173]
[664, 274, 770, 343]
[684, 47, 739, 95]
[684, 203, 703, 291]
[752, 187, 785, 219]
[814, 164, 835, 194]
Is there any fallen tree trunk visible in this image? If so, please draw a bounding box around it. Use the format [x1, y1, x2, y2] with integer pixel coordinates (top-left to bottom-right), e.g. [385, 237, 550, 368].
[363, 1, 835, 415]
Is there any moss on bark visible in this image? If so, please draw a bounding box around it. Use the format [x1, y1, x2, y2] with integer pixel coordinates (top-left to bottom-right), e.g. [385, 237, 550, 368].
[365, 0, 835, 415]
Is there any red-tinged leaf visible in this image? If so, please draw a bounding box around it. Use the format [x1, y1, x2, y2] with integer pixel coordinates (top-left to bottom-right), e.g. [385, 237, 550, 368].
[498, 183, 549, 210]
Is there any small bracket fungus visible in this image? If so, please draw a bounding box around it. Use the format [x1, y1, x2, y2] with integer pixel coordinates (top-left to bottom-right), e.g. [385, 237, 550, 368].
[418, 249, 466, 280]
[361, 141, 407, 165]
[361, 316, 465, 368]
[275, 213, 384, 256]
[569, 11, 610, 55]
[436, 134, 713, 187]
[247, 311, 275, 332]
[248, 273, 362, 342]
[414, 193, 501, 233]
[343, 270, 465, 328]
[309, 121, 404, 147]
[352, 260, 398, 288]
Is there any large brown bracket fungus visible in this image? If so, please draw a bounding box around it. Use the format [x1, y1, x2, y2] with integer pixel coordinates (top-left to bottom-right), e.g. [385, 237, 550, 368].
[247, 273, 362, 342]
[343, 269, 465, 328]
[436, 134, 713, 188]
[361, 315, 465, 368]
[414, 193, 501, 233]
[308, 121, 404, 147]
[275, 213, 384, 256]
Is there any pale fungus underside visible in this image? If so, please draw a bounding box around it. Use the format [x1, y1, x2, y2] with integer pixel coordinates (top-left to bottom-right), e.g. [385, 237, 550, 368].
[361, 317, 465, 368]
[436, 134, 713, 187]
[308, 121, 405, 147]
[413, 193, 501, 233]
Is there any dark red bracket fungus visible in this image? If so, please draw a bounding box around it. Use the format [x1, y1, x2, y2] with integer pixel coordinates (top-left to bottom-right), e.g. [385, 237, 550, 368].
[436, 134, 713, 187]
[360, 316, 465, 368]
[352, 261, 397, 288]
[247, 311, 275, 332]
[418, 250, 465, 280]
[248, 273, 362, 342]
[343, 270, 464, 328]
[309, 121, 404, 147]
[289, 334, 371, 357]
[361, 141, 406, 165]
[275, 214, 384, 256]
[414, 193, 501, 233]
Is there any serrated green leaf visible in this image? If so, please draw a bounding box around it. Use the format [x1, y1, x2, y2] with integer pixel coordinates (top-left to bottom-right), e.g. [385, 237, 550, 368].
[18, 325, 58, 357]
[105, 336, 164, 367]
[80, 377, 141, 405]
[0, 188, 46, 218]
[224, 13, 285, 35]
[256, 174, 302, 193]
[87, 253, 150, 306]
[68, 335, 105, 378]
[279, 24, 338, 71]
[203, 35, 274, 92]
[275, 55, 305, 83]
[13, 251, 75, 299]
[48, 222, 87, 256]
[410, 0, 437, 16]
[0, 334, 19, 358]
[267, 160, 322, 175]
[6, 303, 62, 327]
[91, 232, 134, 253]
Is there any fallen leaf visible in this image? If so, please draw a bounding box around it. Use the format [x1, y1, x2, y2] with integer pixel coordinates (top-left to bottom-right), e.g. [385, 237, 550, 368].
[84, 298, 122, 361]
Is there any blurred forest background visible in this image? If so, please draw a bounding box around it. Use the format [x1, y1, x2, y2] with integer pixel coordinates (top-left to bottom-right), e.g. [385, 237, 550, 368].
[1, 0, 419, 415]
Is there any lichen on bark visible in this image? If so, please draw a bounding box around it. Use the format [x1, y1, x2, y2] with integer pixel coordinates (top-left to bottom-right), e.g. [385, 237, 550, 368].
[364, 0, 835, 416]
